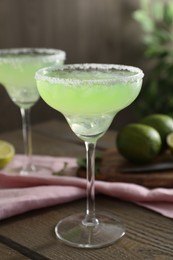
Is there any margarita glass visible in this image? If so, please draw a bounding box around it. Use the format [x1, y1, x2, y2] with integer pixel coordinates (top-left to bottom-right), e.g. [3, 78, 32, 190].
[0, 48, 66, 175]
[35, 64, 144, 248]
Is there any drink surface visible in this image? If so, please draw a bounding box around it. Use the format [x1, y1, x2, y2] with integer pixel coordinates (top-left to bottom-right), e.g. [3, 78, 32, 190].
[0, 52, 64, 109]
[37, 69, 142, 116]
[36, 67, 143, 140]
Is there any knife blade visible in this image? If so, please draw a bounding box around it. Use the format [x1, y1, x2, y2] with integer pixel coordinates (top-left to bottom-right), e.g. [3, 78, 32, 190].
[122, 162, 173, 173]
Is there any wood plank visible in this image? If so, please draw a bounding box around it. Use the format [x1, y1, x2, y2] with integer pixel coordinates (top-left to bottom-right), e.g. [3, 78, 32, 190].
[0, 196, 173, 259]
[0, 243, 29, 260]
[0, 236, 49, 260]
[0, 241, 28, 260]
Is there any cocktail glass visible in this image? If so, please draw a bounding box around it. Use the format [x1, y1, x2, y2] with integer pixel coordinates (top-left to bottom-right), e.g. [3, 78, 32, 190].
[35, 64, 144, 248]
[0, 48, 66, 175]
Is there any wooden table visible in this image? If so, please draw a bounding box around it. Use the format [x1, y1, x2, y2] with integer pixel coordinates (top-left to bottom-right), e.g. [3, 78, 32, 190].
[0, 120, 173, 260]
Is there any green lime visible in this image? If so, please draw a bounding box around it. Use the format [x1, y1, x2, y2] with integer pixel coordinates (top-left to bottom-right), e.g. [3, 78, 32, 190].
[0, 140, 15, 168]
[116, 123, 162, 164]
[166, 133, 173, 152]
[140, 114, 173, 150]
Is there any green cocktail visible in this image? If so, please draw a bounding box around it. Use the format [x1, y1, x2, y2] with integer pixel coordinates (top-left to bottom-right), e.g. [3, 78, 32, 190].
[37, 65, 142, 140]
[35, 64, 144, 248]
[0, 48, 66, 174]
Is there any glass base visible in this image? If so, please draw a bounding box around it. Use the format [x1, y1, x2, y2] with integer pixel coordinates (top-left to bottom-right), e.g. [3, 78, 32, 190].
[5, 164, 52, 176]
[20, 164, 37, 176]
[55, 212, 125, 248]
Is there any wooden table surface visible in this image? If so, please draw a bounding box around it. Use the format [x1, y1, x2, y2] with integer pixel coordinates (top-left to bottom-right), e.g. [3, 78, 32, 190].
[0, 119, 173, 260]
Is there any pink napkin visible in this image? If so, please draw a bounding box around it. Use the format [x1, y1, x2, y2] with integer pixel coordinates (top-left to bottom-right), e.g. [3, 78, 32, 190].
[0, 154, 173, 220]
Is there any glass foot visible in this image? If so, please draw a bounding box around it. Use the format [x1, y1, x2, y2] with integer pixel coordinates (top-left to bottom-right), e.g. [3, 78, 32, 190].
[5, 164, 52, 176]
[55, 212, 125, 248]
[20, 164, 37, 176]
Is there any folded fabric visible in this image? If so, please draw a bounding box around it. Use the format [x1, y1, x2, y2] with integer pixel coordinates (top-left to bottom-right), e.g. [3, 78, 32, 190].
[0, 155, 173, 220]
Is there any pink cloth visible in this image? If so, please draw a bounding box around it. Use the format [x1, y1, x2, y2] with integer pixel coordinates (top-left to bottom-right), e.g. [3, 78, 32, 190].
[0, 154, 173, 220]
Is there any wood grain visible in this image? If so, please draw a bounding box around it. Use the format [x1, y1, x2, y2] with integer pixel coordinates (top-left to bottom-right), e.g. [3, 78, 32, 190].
[0, 196, 173, 259]
[0, 0, 143, 64]
[0, 242, 29, 260]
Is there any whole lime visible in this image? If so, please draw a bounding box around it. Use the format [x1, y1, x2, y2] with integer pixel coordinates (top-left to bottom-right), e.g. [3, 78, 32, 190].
[116, 123, 162, 164]
[140, 114, 173, 150]
[166, 133, 173, 153]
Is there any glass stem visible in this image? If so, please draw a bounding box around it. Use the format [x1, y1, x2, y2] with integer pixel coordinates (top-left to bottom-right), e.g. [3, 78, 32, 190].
[20, 108, 33, 173]
[83, 141, 99, 226]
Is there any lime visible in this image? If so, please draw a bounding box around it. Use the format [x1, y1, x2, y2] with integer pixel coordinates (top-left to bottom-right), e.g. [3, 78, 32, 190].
[166, 133, 173, 152]
[116, 123, 162, 164]
[0, 140, 15, 169]
[140, 114, 173, 150]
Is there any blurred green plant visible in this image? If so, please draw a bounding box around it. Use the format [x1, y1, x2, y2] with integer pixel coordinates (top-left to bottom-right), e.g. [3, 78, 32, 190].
[133, 0, 173, 116]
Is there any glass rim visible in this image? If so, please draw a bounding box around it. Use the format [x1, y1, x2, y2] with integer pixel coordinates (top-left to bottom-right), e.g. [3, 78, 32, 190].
[35, 63, 144, 84]
[0, 48, 66, 62]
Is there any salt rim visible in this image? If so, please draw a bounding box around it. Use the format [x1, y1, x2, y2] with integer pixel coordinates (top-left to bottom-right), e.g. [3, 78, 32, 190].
[35, 63, 144, 85]
[0, 48, 66, 64]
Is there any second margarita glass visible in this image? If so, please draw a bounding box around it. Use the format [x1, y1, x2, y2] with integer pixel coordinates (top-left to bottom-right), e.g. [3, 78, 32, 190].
[0, 48, 66, 175]
[35, 64, 144, 248]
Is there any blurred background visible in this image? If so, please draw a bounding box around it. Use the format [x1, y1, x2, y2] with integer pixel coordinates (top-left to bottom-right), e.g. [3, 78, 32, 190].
[0, 0, 149, 133]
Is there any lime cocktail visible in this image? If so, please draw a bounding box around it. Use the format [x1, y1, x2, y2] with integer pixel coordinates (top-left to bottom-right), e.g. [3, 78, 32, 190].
[35, 64, 144, 248]
[0, 48, 66, 175]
